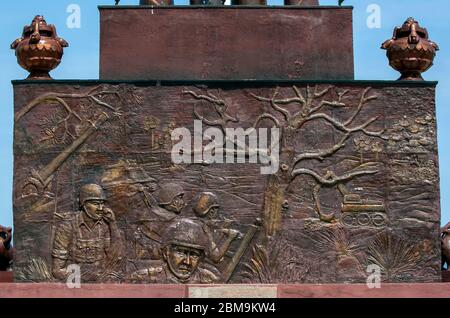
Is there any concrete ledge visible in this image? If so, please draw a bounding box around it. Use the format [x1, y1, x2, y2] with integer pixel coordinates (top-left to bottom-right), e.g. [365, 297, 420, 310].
[278, 283, 450, 298]
[0, 283, 186, 298]
[0, 283, 449, 298]
[188, 285, 277, 298]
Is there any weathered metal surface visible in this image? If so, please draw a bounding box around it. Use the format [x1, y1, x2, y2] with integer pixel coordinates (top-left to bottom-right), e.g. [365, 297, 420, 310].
[99, 7, 354, 80]
[382, 18, 439, 81]
[11, 16, 68, 80]
[13, 80, 440, 284]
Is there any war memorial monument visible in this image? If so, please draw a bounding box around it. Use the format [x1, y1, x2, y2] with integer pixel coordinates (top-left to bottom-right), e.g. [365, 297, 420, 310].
[1, 0, 450, 298]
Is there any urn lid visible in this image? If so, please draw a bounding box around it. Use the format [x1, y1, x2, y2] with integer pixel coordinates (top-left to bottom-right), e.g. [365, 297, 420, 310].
[394, 17, 429, 41]
[22, 15, 54, 37]
[11, 15, 68, 49]
[381, 17, 439, 51]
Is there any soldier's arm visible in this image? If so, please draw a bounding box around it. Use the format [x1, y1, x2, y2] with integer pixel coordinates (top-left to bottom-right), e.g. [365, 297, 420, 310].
[51, 221, 72, 280]
[104, 208, 125, 259]
[201, 225, 220, 263]
[211, 229, 240, 263]
[204, 224, 239, 263]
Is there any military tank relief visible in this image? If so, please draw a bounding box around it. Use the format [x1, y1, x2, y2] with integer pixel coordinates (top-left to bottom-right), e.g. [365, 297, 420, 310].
[340, 185, 387, 228]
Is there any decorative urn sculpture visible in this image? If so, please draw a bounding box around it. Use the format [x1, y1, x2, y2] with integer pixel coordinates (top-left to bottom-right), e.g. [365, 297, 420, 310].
[381, 17, 439, 81]
[11, 15, 68, 80]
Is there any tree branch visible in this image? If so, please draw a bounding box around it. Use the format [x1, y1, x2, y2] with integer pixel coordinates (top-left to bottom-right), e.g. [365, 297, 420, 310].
[344, 87, 378, 126]
[253, 113, 281, 128]
[183, 89, 239, 131]
[250, 88, 291, 121]
[291, 163, 380, 185]
[309, 100, 347, 114]
[293, 115, 383, 165]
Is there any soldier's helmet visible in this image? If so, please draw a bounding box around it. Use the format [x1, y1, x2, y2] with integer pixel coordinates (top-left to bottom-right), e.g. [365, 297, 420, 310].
[193, 192, 219, 217]
[79, 183, 106, 207]
[161, 218, 208, 252]
[158, 183, 184, 206]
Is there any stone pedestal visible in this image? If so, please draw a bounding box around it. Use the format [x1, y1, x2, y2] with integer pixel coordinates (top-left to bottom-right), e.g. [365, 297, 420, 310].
[99, 6, 354, 80]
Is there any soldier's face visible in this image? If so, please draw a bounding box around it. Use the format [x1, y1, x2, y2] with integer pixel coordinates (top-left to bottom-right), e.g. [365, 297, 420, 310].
[166, 194, 185, 213]
[165, 244, 203, 280]
[83, 200, 105, 220]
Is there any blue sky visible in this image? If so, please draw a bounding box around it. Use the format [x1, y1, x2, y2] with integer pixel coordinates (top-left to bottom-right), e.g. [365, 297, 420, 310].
[1, 0, 449, 227]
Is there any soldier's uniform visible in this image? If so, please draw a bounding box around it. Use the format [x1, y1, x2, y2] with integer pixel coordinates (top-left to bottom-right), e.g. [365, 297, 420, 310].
[132, 183, 184, 260]
[52, 212, 113, 280]
[193, 192, 239, 264]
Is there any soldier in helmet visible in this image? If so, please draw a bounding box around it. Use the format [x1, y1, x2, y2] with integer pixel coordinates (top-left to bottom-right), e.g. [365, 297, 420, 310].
[193, 192, 240, 264]
[52, 183, 124, 282]
[129, 218, 220, 283]
[132, 183, 185, 261]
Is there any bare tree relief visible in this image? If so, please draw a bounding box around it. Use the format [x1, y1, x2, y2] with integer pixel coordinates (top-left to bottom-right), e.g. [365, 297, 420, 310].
[184, 86, 385, 236]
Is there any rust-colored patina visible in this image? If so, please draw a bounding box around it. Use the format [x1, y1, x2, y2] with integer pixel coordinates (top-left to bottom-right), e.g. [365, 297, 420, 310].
[382, 18, 439, 81]
[11, 16, 68, 80]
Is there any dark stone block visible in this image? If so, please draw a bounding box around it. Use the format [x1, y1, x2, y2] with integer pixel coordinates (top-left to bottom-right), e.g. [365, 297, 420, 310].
[99, 7, 354, 80]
